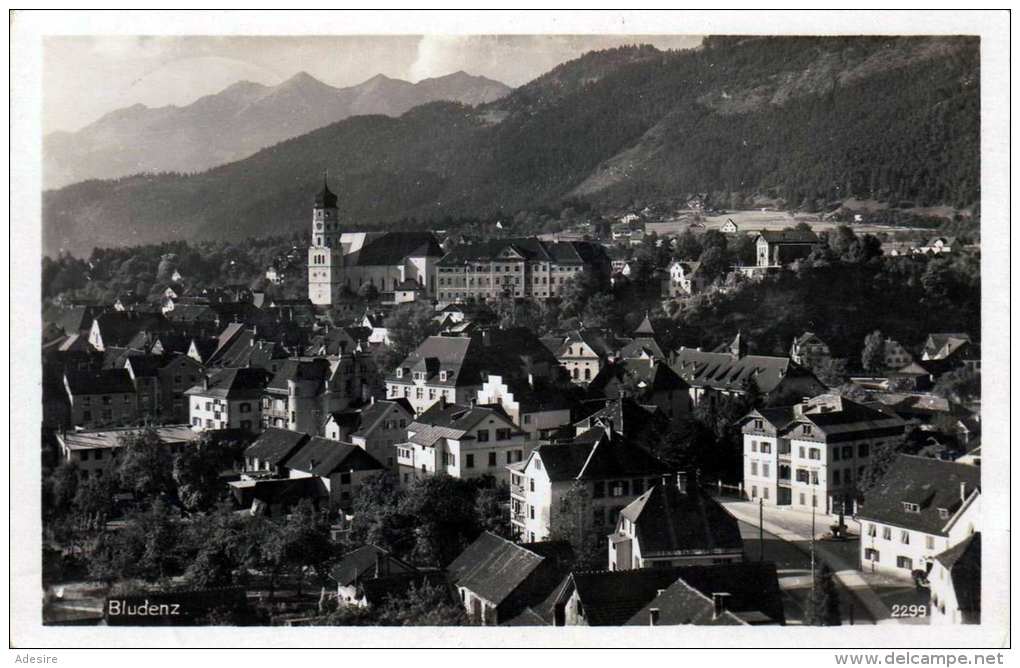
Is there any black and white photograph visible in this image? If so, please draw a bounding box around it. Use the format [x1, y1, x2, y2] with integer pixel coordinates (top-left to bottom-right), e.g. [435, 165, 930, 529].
[9, 8, 1010, 656]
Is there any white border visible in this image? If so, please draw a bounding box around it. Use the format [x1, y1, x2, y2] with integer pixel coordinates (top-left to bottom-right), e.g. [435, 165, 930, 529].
[9, 9, 1012, 652]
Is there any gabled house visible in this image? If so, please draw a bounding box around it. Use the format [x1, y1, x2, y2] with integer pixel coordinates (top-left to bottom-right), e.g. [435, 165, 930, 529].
[544, 329, 617, 384]
[283, 436, 386, 510]
[929, 533, 980, 625]
[608, 477, 744, 570]
[663, 260, 706, 298]
[586, 358, 691, 422]
[857, 455, 980, 579]
[324, 398, 414, 471]
[242, 428, 310, 477]
[572, 397, 670, 444]
[753, 228, 822, 268]
[88, 311, 168, 352]
[396, 400, 528, 486]
[260, 356, 368, 434]
[57, 424, 200, 481]
[922, 333, 973, 363]
[329, 545, 420, 608]
[720, 219, 739, 234]
[789, 331, 832, 369]
[64, 368, 139, 429]
[447, 532, 574, 626]
[919, 237, 955, 255]
[508, 425, 670, 542]
[475, 374, 573, 443]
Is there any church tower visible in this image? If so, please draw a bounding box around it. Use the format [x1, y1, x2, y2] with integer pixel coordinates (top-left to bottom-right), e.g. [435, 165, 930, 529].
[308, 176, 344, 306]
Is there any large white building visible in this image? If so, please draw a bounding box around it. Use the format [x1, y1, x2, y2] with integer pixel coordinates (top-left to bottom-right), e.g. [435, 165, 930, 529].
[185, 367, 271, 433]
[739, 394, 906, 513]
[857, 454, 980, 580]
[307, 179, 443, 306]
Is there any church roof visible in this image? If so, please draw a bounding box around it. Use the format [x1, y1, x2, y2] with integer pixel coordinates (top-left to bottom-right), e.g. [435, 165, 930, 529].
[314, 178, 338, 208]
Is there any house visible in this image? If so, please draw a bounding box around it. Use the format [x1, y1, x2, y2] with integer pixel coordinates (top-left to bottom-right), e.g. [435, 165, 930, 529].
[88, 311, 168, 352]
[720, 219, 739, 234]
[475, 374, 573, 443]
[447, 532, 574, 625]
[586, 358, 691, 422]
[283, 436, 386, 510]
[156, 354, 205, 423]
[229, 476, 329, 517]
[329, 545, 421, 607]
[919, 236, 956, 255]
[122, 355, 165, 420]
[260, 356, 368, 434]
[553, 562, 784, 626]
[325, 398, 414, 471]
[789, 332, 832, 369]
[883, 337, 914, 370]
[922, 333, 973, 363]
[929, 533, 980, 625]
[572, 397, 670, 445]
[739, 394, 906, 513]
[671, 345, 826, 409]
[361, 311, 391, 346]
[63, 368, 139, 429]
[434, 238, 610, 303]
[241, 428, 309, 477]
[508, 425, 670, 542]
[753, 228, 822, 268]
[56, 424, 201, 480]
[608, 476, 744, 570]
[393, 279, 425, 304]
[185, 367, 272, 433]
[396, 400, 529, 486]
[199, 323, 288, 373]
[663, 260, 705, 298]
[623, 563, 785, 626]
[544, 329, 618, 384]
[386, 329, 561, 415]
[857, 455, 980, 579]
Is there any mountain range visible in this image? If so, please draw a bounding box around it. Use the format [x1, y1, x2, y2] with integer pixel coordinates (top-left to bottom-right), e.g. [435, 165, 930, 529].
[43, 70, 511, 189]
[43, 36, 979, 258]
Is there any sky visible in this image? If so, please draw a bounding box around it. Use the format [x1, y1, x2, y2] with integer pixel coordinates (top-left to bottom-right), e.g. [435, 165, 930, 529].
[43, 34, 702, 134]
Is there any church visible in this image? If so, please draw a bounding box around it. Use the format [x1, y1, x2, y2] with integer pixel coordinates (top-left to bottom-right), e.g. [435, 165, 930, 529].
[308, 179, 444, 306]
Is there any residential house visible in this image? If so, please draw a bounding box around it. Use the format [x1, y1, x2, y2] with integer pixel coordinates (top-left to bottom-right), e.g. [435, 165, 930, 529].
[929, 533, 980, 625]
[663, 260, 705, 298]
[720, 219, 739, 234]
[919, 237, 955, 255]
[260, 356, 367, 434]
[434, 238, 610, 303]
[739, 394, 906, 513]
[922, 333, 974, 371]
[608, 477, 744, 570]
[587, 358, 691, 422]
[157, 354, 205, 423]
[200, 323, 289, 373]
[329, 545, 421, 607]
[751, 228, 822, 269]
[789, 332, 832, 369]
[884, 337, 914, 370]
[857, 455, 980, 579]
[362, 311, 391, 346]
[88, 311, 168, 352]
[283, 436, 386, 511]
[572, 397, 670, 446]
[508, 425, 670, 542]
[447, 532, 574, 625]
[396, 401, 528, 486]
[241, 428, 309, 477]
[553, 562, 784, 626]
[56, 424, 201, 480]
[64, 368, 139, 429]
[325, 398, 414, 471]
[185, 367, 272, 433]
[475, 374, 573, 443]
[543, 329, 618, 384]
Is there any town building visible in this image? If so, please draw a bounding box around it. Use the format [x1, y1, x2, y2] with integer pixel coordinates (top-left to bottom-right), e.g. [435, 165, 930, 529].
[260, 356, 368, 434]
[433, 238, 610, 304]
[282, 436, 386, 510]
[587, 358, 691, 422]
[475, 374, 573, 443]
[185, 367, 272, 433]
[883, 337, 914, 370]
[508, 425, 670, 542]
[396, 400, 528, 486]
[739, 394, 906, 513]
[720, 219, 739, 234]
[324, 398, 414, 471]
[63, 368, 139, 429]
[857, 454, 980, 579]
[87, 311, 168, 352]
[918, 236, 956, 255]
[929, 533, 980, 625]
[608, 476, 744, 570]
[922, 333, 973, 363]
[447, 532, 574, 625]
[662, 259, 706, 298]
[753, 228, 822, 269]
[56, 424, 201, 480]
[789, 331, 832, 369]
[306, 179, 444, 306]
[542, 329, 618, 384]
[329, 545, 423, 608]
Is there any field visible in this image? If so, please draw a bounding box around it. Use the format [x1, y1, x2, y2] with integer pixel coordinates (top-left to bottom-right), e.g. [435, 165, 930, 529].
[644, 210, 931, 237]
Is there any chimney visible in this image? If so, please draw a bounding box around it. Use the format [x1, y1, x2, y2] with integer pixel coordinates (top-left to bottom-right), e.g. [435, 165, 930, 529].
[712, 593, 731, 620]
[439, 395, 447, 409]
[606, 419, 615, 440]
[960, 482, 967, 503]
[648, 608, 660, 626]
[202, 374, 209, 390]
[676, 471, 687, 493]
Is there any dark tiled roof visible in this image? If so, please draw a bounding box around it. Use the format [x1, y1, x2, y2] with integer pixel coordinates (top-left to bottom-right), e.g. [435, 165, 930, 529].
[625, 562, 785, 626]
[672, 348, 824, 396]
[620, 483, 744, 557]
[569, 568, 693, 626]
[437, 238, 607, 267]
[574, 398, 668, 436]
[858, 455, 980, 535]
[533, 427, 669, 482]
[348, 232, 443, 266]
[315, 180, 338, 208]
[935, 533, 980, 614]
[266, 358, 332, 392]
[244, 428, 309, 466]
[329, 545, 416, 586]
[64, 368, 136, 395]
[184, 367, 272, 399]
[757, 229, 821, 244]
[249, 476, 328, 506]
[350, 399, 414, 439]
[50, 306, 98, 335]
[408, 403, 516, 447]
[93, 311, 169, 347]
[285, 437, 385, 477]
[589, 359, 687, 397]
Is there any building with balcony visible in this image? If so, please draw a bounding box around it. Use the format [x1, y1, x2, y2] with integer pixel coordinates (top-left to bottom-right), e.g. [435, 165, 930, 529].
[508, 425, 670, 543]
[185, 367, 271, 433]
[260, 355, 369, 434]
[738, 394, 906, 513]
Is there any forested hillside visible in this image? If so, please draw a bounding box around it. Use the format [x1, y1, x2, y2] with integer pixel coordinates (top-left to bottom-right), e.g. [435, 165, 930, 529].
[43, 36, 979, 257]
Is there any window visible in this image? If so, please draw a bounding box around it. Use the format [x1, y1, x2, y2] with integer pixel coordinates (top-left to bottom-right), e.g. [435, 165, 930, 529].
[938, 508, 950, 520]
[902, 502, 920, 513]
[763, 487, 769, 500]
[496, 428, 512, 441]
[926, 535, 935, 550]
[762, 463, 770, 478]
[753, 419, 763, 430]
[867, 524, 877, 537]
[80, 451, 89, 461]
[795, 469, 809, 483]
[833, 448, 841, 462]
[883, 527, 892, 540]
[799, 493, 805, 505]
[799, 447, 805, 458]
[865, 548, 880, 562]
[808, 448, 820, 460]
[751, 462, 758, 476]
[466, 454, 474, 469]
[900, 531, 910, 545]
[241, 420, 251, 430]
[529, 506, 535, 520]
[859, 443, 870, 457]
[340, 472, 351, 485]
[803, 425, 813, 436]
[751, 441, 757, 452]
[488, 452, 496, 467]
[842, 446, 853, 459]
[751, 486, 757, 499]
[523, 414, 531, 425]
[810, 471, 819, 485]
[610, 481, 630, 497]
[529, 478, 535, 492]
[593, 481, 605, 499]
[832, 470, 840, 485]
[760, 442, 771, 454]
[896, 556, 912, 570]
[476, 430, 489, 442]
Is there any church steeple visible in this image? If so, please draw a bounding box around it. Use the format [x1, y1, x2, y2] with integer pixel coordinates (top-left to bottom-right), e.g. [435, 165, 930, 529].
[314, 171, 338, 209]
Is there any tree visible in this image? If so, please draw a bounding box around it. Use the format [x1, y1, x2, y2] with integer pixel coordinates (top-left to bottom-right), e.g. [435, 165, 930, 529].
[857, 440, 901, 497]
[675, 229, 702, 261]
[805, 563, 841, 626]
[399, 475, 481, 567]
[173, 435, 241, 512]
[281, 500, 338, 595]
[47, 460, 81, 518]
[932, 368, 981, 404]
[350, 472, 414, 557]
[861, 330, 886, 372]
[475, 481, 511, 538]
[116, 428, 176, 500]
[697, 246, 730, 282]
[814, 358, 849, 387]
[375, 581, 471, 626]
[582, 293, 616, 330]
[549, 483, 603, 571]
[358, 283, 380, 300]
[381, 302, 437, 371]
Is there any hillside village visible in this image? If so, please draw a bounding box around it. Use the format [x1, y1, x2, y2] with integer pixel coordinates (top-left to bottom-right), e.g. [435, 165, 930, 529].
[40, 178, 982, 628]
